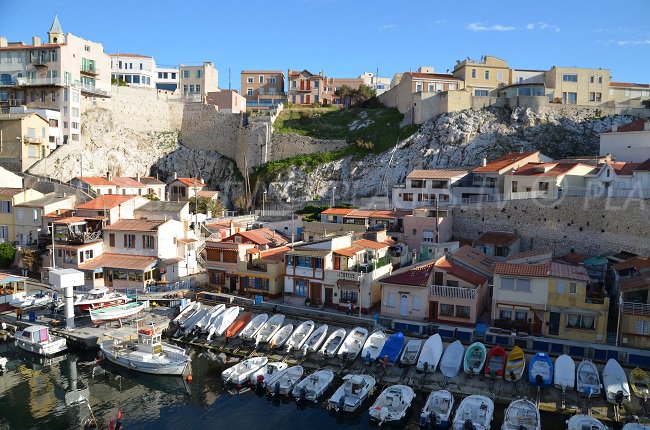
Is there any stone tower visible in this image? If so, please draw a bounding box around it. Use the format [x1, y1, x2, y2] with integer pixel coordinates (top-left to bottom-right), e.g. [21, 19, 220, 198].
[47, 15, 64, 44]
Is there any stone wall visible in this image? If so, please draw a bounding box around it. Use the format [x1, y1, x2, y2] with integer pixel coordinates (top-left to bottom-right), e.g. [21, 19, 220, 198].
[269, 134, 349, 161]
[179, 104, 240, 159]
[452, 196, 650, 256]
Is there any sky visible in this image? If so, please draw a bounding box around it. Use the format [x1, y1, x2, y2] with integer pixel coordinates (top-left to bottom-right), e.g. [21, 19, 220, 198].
[2, 0, 650, 90]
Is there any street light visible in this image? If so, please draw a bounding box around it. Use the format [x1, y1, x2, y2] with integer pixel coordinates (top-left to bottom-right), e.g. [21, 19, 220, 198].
[262, 190, 267, 217]
[286, 197, 294, 246]
[331, 186, 336, 207]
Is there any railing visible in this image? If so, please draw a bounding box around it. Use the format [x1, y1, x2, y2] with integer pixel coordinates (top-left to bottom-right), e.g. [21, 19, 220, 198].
[55, 231, 102, 245]
[429, 284, 480, 300]
[329, 270, 361, 281]
[246, 262, 268, 272]
[23, 136, 42, 144]
[80, 66, 100, 76]
[622, 301, 650, 316]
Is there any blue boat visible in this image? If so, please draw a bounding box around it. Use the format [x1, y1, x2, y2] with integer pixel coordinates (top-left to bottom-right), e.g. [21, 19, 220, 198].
[528, 352, 553, 387]
[377, 332, 404, 365]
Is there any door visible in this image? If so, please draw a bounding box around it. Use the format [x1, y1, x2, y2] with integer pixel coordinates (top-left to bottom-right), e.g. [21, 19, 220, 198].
[429, 301, 438, 321]
[305, 94, 311, 104]
[434, 271, 443, 285]
[310, 282, 321, 304]
[229, 276, 237, 293]
[548, 312, 560, 336]
[324, 287, 333, 307]
[399, 294, 409, 317]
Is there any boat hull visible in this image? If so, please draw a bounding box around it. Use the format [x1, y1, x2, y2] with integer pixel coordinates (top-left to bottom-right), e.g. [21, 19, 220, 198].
[100, 342, 189, 376]
[15, 337, 67, 357]
[90, 302, 145, 324]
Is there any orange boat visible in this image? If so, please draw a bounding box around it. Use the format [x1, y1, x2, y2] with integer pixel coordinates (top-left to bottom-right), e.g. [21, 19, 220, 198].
[226, 311, 252, 338]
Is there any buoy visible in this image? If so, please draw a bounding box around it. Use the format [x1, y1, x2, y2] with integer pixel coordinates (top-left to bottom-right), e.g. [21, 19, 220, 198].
[186, 375, 193, 382]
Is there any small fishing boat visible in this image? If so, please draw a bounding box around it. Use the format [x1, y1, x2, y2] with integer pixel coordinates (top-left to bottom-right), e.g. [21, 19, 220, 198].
[528, 353, 553, 388]
[225, 311, 252, 339]
[368, 384, 415, 425]
[419, 389, 454, 429]
[328, 374, 376, 413]
[603, 358, 631, 405]
[464, 342, 487, 376]
[249, 361, 288, 387]
[400, 339, 423, 366]
[181, 307, 209, 333]
[303, 324, 328, 354]
[266, 365, 304, 396]
[285, 320, 314, 352]
[417, 333, 443, 373]
[504, 346, 526, 382]
[377, 331, 405, 366]
[337, 327, 368, 360]
[221, 356, 268, 385]
[15, 325, 67, 357]
[622, 423, 650, 430]
[320, 328, 346, 357]
[0, 356, 7, 371]
[577, 359, 601, 397]
[292, 369, 334, 402]
[90, 301, 145, 324]
[239, 313, 268, 341]
[74, 286, 128, 311]
[209, 306, 241, 339]
[440, 340, 465, 378]
[554, 354, 576, 390]
[566, 414, 607, 430]
[501, 398, 540, 430]
[16, 291, 52, 309]
[629, 367, 650, 400]
[361, 331, 387, 363]
[484, 346, 507, 378]
[194, 304, 225, 333]
[173, 301, 200, 325]
[255, 314, 285, 345]
[269, 324, 294, 349]
[452, 395, 494, 430]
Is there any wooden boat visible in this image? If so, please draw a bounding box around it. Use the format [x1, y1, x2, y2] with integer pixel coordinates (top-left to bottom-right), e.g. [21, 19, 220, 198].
[255, 314, 285, 345]
[225, 311, 252, 339]
[400, 339, 423, 366]
[464, 342, 487, 376]
[90, 301, 145, 324]
[74, 286, 128, 311]
[501, 398, 540, 430]
[328, 374, 376, 413]
[221, 356, 268, 385]
[577, 359, 601, 397]
[554, 354, 576, 390]
[484, 346, 507, 378]
[504, 346, 526, 382]
[377, 332, 404, 366]
[320, 328, 346, 357]
[629, 367, 650, 400]
[440, 340, 464, 378]
[528, 353, 553, 387]
[239, 313, 268, 340]
[292, 369, 334, 402]
[361, 331, 386, 363]
[603, 358, 631, 405]
[173, 301, 200, 325]
[566, 414, 607, 430]
[419, 389, 454, 429]
[266, 365, 304, 396]
[368, 384, 415, 425]
[209, 306, 241, 339]
[451, 395, 493, 430]
[337, 327, 368, 360]
[417, 333, 443, 373]
[249, 361, 288, 387]
[269, 324, 294, 349]
[285, 320, 314, 352]
[303, 324, 328, 354]
[15, 325, 67, 357]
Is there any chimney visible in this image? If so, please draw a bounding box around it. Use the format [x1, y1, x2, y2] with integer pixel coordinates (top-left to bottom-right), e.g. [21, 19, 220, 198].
[32, 36, 41, 46]
[0, 37, 7, 48]
[482, 157, 487, 167]
[611, 124, 618, 132]
[136, 173, 141, 182]
[172, 171, 178, 180]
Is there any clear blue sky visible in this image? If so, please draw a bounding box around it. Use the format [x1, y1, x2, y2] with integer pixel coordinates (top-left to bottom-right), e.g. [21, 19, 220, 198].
[2, 0, 649, 89]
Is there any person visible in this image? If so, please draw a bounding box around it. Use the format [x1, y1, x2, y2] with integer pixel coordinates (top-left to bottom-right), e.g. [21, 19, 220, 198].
[16, 307, 22, 321]
[346, 301, 352, 316]
[351, 303, 356, 315]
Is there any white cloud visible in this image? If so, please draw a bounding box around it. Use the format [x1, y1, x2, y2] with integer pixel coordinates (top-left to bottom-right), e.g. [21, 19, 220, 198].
[525, 22, 561, 32]
[594, 26, 630, 33]
[379, 23, 398, 31]
[466, 22, 516, 32]
[615, 39, 650, 46]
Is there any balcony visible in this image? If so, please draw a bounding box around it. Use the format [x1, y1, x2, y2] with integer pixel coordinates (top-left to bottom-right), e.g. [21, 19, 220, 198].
[429, 284, 480, 300]
[54, 230, 102, 246]
[80, 66, 100, 76]
[33, 57, 49, 68]
[13, 77, 63, 87]
[246, 261, 268, 272]
[622, 301, 650, 316]
[23, 136, 42, 144]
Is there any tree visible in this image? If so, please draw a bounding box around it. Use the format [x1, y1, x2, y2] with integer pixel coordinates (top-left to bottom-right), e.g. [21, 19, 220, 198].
[143, 193, 160, 201]
[190, 196, 224, 217]
[335, 84, 376, 107]
[19, 248, 39, 272]
[0, 242, 16, 269]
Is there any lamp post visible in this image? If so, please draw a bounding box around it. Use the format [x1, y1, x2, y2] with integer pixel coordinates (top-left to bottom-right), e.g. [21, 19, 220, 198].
[287, 197, 294, 246]
[331, 186, 336, 208]
[262, 190, 267, 217]
[616, 293, 623, 347]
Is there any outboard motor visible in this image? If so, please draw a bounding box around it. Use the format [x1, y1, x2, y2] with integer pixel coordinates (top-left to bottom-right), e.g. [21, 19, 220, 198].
[419, 414, 428, 429]
[337, 396, 346, 412]
[428, 412, 437, 429]
[509, 370, 516, 382]
[535, 374, 543, 387]
[274, 381, 281, 397]
[463, 419, 474, 430]
[423, 362, 429, 373]
[299, 386, 307, 402]
[256, 374, 265, 388]
[615, 390, 625, 408]
[364, 351, 372, 364]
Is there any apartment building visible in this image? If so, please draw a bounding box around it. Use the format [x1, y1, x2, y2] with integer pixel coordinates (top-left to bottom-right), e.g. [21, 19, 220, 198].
[287, 69, 324, 105]
[71, 174, 166, 199]
[0, 112, 51, 172]
[110, 53, 156, 88]
[359, 72, 391, 95]
[155, 66, 179, 92]
[179, 62, 218, 102]
[545, 66, 610, 105]
[609, 82, 650, 104]
[206, 90, 246, 113]
[392, 168, 471, 209]
[9, 106, 62, 149]
[240, 70, 285, 108]
[504, 162, 595, 199]
[237, 246, 288, 299]
[600, 119, 650, 162]
[453, 55, 511, 96]
[0, 188, 43, 243]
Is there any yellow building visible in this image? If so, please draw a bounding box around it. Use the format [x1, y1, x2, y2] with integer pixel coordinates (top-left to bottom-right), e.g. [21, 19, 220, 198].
[236, 246, 288, 299]
[609, 82, 650, 104]
[545, 66, 611, 105]
[0, 113, 51, 172]
[0, 188, 44, 243]
[452, 55, 511, 96]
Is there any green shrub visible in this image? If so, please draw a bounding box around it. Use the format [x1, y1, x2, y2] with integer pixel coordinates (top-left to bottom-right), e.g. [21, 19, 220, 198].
[0, 242, 16, 269]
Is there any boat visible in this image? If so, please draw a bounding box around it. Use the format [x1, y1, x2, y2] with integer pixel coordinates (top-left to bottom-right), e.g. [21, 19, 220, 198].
[528, 353, 553, 387]
[181, 307, 209, 333]
[194, 304, 225, 333]
[255, 314, 285, 345]
[319, 328, 346, 357]
[249, 361, 288, 387]
[362, 331, 387, 363]
[173, 301, 200, 325]
[603, 358, 631, 405]
[577, 359, 601, 397]
[99, 326, 190, 375]
[90, 301, 145, 324]
[15, 291, 52, 309]
[209, 306, 241, 339]
[554, 354, 576, 390]
[501, 398, 540, 430]
[0, 356, 7, 371]
[337, 327, 369, 360]
[377, 331, 404, 366]
[452, 395, 494, 430]
[629, 367, 650, 400]
[400, 339, 423, 366]
[504, 346, 526, 382]
[269, 324, 294, 349]
[74, 286, 128, 311]
[292, 369, 334, 402]
[221, 356, 268, 385]
[419, 389, 454, 429]
[328, 374, 376, 413]
[285, 320, 314, 352]
[484, 346, 507, 378]
[368, 384, 415, 425]
[417, 333, 443, 373]
[266, 365, 304, 396]
[225, 311, 252, 339]
[15, 325, 67, 357]
[239, 313, 269, 341]
[303, 324, 329, 354]
[463, 342, 487, 376]
[566, 414, 607, 430]
[622, 423, 650, 430]
[440, 340, 465, 378]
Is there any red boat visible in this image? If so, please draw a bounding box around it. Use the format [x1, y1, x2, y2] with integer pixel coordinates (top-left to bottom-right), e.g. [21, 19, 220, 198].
[484, 346, 507, 378]
[74, 287, 128, 312]
[225, 312, 252, 339]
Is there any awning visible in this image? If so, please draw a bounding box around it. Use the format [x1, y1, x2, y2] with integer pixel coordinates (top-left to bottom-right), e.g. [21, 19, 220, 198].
[337, 279, 360, 288]
[78, 253, 158, 271]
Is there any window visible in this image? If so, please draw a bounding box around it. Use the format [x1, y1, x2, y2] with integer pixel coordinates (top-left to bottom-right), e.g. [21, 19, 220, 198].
[474, 89, 489, 97]
[291, 80, 296, 89]
[139, 63, 143, 70]
[158, 72, 163, 79]
[428, 84, 434, 92]
[516, 279, 531, 292]
[515, 311, 528, 321]
[183, 85, 188, 95]
[210, 271, 224, 284]
[566, 314, 595, 330]
[259, 75, 264, 83]
[124, 234, 136, 248]
[440, 304, 455, 316]
[590, 75, 595, 84]
[189, 84, 194, 93]
[341, 290, 358, 303]
[72, 107, 79, 117]
[569, 282, 577, 294]
[84, 249, 94, 260]
[247, 76, 253, 83]
[403, 193, 413, 202]
[182, 70, 190, 79]
[539, 182, 549, 191]
[598, 76, 603, 84]
[563, 92, 577, 104]
[49, 119, 59, 127]
[500, 278, 515, 290]
[386, 292, 396, 307]
[269, 77, 276, 84]
[562, 74, 578, 82]
[415, 83, 422, 92]
[196, 70, 202, 78]
[495, 246, 510, 257]
[195, 84, 200, 94]
[499, 309, 513, 320]
[71, 122, 79, 130]
[636, 320, 650, 335]
[497, 70, 503, 81]
[51, 91, 56, 102]
[171, 73, 176, 79]
[422, 230, 435, 243]
[294, 279, 308, 297]
[511, 181, 518, 192]
[0, 201, 11, 213]
[247, 88, 253, 96]
[84, 45, 90, 52]
[412, 296, 422, 311]
[143, 235, 154, 249]
[456, 306, 470, 319]
[471, 69, 477, 79]
[109, 233, 115, 246]
[484, 70, 490, 80]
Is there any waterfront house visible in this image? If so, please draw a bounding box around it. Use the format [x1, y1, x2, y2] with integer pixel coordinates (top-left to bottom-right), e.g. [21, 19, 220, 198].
[224, 228, 288, 251]
[448, 245, 495, 281]
[473, 231, 521, 261]
[71, 174, 165, 199]
[204, 240, 254, 293]
[392, 168, 471, 209]
[14, 193, 75, 246]
[0, 272, 27, 307]
[617, 264, 650, 349]
[0, 188, 43, 243]
[240, 70, 286, 108]
[236, 246, 288, 299]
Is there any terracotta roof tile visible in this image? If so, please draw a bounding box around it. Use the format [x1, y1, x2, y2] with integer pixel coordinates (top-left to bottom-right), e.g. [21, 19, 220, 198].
[78, 253, 158, 271]
[53, 216, 88, 225]
[111, 177, 146, 188]
[634, 158, 650, 172]
[0, 188, 25, 196]
[406, 72, 462, 81]
[494, 262, 551, 277]
[609, 119, 650, 133]
[619, 274, 650, 291]
[353, 239, 389, 251]
[512, 162, 584, 177]
[334, 246, 365, 257]
[76, 195, 138, 210]
[614, 256, 650, 272]
[473, 151, 539, 173]
[75, 176, 114, 186]
[550, 262, 591, 282]
[475, 231, 519, 246]
[260, 246, 290, 262]
[136, 176, 164, 185]
[196, 190, 219, 198]
[230, 228, 288, 245]
[109, 53, 153, 58]
[610, 82, 650, 89]
[380, 261, 435, 287]
[173, 178, 207, 187]
[103, 219, 166, 232]
[406, 169, 471, 180]
[321, 208, 355, 216]
[450, 245, 495, 274]
[435, 256, 487, 286]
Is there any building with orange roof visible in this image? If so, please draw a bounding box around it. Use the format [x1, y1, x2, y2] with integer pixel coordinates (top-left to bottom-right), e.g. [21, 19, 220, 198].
[504, 162, 596, 199]
[203, 240, 255, 292]
[70, 174, 166, 200]
[167, 176, 208, 201]
[473, 231, 521, 261]
[75, 195, 149, 225]
[224, 227, 288, 250]
[236, 246, 290, 299]
[392, 168, 471, 209]
[609, 81, 650, 104]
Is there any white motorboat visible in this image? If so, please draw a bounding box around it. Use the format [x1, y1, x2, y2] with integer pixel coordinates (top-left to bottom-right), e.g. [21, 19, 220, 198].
[173, 301, 200, 325]
[361, 331, 387, 363]
[74, 286, 128, 312]
[554, 354, 576, 391]
[15, 325, 67, 357]
[181, 307, 209, 333]
[368, 384, 415, 425]
[622, 423, 650, 430]
[15, 291, 52, 309]
[400, 339, 423, 366]
[419, 389, 454, 429]
[269, 324, 294, 349]
[207, 306, 241, 340]
[452, 395, 494, 430]
[255, 314, 285, 345]
[0, 357, 7, 371]
[501, 398, 540, 430]
[285, 320, 315, 352]
[249, 361, 288, 387]
[266, 365, 304, 396]
[99, 327, 190, 376]
[577, 359, 602, 397]
[603, 358, 631, 405]
[303, 324, 329, 355]
[221, 356, 268, 385]
[337, 327, 368, 360]
[417, 333, 443, 373]
[319, 328, 346, 357]
[292, 369, 334, 402]
[440, 340, 465, 378]
[566, 414, 607, 430]
[239, 313, 269, 341]
[194, 304, 225, 333]
[328, 374, 376, 413]
[89, 302, 145, 324]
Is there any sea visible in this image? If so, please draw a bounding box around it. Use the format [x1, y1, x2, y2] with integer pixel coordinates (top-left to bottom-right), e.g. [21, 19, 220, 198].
[0, 341, 615, 430]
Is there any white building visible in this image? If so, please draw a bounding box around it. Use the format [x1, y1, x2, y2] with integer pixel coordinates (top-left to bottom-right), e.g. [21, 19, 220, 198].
[392, 168, 471, 209]
[358, 72, 391, 95]
[110, 53, 156, 88]
[600, 119, 650, 162]
[9, 105, 62, 149]
[155, 66, 179, 92]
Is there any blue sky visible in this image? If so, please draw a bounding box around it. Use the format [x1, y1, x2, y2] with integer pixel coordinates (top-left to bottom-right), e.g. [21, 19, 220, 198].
[2, 0, 649, 89]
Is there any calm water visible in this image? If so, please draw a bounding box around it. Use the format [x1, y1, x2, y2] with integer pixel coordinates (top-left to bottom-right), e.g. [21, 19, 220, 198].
[0, 341, 609, 430]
